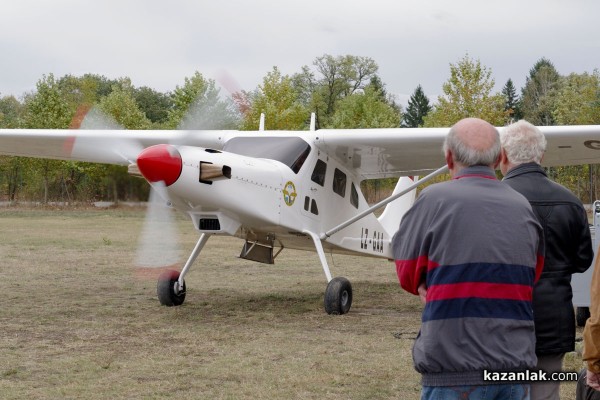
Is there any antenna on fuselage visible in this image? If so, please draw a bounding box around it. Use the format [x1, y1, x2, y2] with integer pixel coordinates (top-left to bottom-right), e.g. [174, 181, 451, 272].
[310, 112, 316, 131]
[259, 113, 265, 131]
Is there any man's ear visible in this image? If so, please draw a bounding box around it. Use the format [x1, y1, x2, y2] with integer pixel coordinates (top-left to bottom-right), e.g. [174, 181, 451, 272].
[501, 148, 509, 163]
[493, 150, 504, 169]
[498, 148, 510, 169]
[445, 150, 454, 170]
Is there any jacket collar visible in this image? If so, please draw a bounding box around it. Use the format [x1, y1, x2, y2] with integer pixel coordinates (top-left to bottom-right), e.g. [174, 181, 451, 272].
[453, 165, 498, 180]
[503, 162, 547, 181]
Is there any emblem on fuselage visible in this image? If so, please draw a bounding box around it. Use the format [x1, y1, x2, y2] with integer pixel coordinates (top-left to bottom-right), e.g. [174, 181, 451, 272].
[283, 181, 297, 206]
[584, 140, 600, 150]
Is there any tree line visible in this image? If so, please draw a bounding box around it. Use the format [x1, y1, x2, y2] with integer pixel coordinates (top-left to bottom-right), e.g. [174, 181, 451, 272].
[0, 54, 599, 204]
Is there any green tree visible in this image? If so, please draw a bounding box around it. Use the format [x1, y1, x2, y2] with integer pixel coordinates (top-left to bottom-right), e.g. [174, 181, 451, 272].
[0, 156, 23, 201]
[424, 54, 506, 127]
[94, 79, 152, 201]
[0, 95, 24, 128]
[330, 85, 401, 129]
[166, 71, 239, 130]
[291, 65, 316, 107]
[502, 79, 521, 122]
[21, 74, 74, 203]
[293, 54, 379, 128]
[551, 71, 600, 201]
[57, 74, 122, 127]
[61, 78, 153, 203]
[58, 74, 104, 110]
[521, 58, 561, 126]
[552, 71, 600, 125]
[23, 74, 72, 129]
[97, 79, 152, 130]
[241, 67, 309, 130]
[402, 85, 432, 127]
[133, 86, 173, 125]
[368, 75, 401, 112]
[0, 95, 25, 201]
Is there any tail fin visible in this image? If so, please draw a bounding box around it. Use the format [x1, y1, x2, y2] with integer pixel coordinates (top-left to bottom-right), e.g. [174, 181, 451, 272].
[378, 177, 418, 236]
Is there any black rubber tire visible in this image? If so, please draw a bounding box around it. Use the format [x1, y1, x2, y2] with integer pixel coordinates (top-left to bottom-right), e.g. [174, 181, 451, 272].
[324, 277, 352, 315]
[157, 270, 186, 306]
[576, 307, 590, 327]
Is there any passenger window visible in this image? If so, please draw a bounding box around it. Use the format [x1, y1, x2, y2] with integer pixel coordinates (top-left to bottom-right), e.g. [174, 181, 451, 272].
[304, 196, 310, 211]
[311, 199, 319, 215]
[311, 159, 327, 186]
[350, 183, 359, 209]
[333, 168, 346, 197]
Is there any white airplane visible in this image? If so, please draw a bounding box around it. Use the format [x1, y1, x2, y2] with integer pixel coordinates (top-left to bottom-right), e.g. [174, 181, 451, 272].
[1, 116, 600, 314]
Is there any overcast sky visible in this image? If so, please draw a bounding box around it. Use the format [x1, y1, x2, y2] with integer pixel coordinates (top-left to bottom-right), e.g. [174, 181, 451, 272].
[1, 0, 599, 107]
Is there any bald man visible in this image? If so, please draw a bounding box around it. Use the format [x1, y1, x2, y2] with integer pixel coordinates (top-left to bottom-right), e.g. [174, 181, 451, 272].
[393, 118, 545, 400]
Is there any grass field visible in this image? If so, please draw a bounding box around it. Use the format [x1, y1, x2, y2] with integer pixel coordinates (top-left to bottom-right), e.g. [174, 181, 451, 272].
[0, 207, 585, 399]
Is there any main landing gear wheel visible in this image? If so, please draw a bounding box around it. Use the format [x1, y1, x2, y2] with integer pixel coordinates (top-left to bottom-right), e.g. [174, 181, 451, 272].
[324, 277, 353, 315]
[157, 270, 186, 306]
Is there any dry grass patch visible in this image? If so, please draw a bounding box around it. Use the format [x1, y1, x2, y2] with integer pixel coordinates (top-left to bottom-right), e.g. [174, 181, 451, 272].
[0, 207, 584, 399]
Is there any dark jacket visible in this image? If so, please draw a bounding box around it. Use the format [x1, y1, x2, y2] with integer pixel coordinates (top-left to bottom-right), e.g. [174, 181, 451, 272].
[503, 162, 594, 355]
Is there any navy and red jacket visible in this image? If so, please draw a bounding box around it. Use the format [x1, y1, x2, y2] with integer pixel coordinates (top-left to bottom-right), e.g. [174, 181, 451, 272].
[392, 166, 545, 387]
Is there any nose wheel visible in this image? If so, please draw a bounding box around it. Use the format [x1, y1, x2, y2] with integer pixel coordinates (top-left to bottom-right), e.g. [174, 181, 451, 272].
[155, 234, 210, 307]
[157, 270, 186, 306]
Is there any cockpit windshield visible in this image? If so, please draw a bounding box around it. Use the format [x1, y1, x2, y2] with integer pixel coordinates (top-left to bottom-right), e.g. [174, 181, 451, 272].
[223, 137, 311, 174]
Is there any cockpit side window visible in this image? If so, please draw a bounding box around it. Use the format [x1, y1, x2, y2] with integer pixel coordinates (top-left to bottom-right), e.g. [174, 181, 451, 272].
[290, 145, 311, 174]
[311, 159, 327, 186]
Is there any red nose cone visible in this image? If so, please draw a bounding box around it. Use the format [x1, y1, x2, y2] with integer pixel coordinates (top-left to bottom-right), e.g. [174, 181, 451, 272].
[137, 144, 182, 186]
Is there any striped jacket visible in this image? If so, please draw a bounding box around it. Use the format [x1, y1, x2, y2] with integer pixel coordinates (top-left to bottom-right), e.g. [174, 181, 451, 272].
[392, 166, 544, 386]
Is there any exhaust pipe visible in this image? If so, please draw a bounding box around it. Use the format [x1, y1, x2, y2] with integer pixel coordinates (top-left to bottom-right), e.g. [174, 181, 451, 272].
[200, 162, 231, 184]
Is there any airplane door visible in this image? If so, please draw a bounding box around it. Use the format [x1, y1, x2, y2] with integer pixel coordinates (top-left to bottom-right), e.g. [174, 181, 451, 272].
[300, 158, 327, 221]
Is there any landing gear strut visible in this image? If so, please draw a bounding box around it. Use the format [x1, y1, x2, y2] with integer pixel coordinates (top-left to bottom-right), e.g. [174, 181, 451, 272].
[304, 230, 353, 315]
[156, 233, 211, 306]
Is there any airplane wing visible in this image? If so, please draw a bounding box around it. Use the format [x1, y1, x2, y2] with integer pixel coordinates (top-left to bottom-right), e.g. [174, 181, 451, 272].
[0, 129, 229, 165]
[317, 128, 448, 178]
[318, 125, 600, 179]
[1, 125, 600, 178]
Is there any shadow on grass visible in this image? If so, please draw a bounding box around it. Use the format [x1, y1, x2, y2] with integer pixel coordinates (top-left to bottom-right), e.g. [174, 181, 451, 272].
[158, 280, 422, 320]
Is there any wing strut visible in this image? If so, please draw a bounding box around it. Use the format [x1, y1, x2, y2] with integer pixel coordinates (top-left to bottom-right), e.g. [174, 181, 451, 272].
[321, 164, 449, 239]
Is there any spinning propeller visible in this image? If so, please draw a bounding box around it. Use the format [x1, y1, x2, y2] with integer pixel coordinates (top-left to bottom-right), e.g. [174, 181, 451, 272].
[76, 106, 184, 279]
[72, 71, 246, 301]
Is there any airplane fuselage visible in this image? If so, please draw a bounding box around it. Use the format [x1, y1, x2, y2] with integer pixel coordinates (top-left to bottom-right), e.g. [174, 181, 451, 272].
[150, 136, 395, 259]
